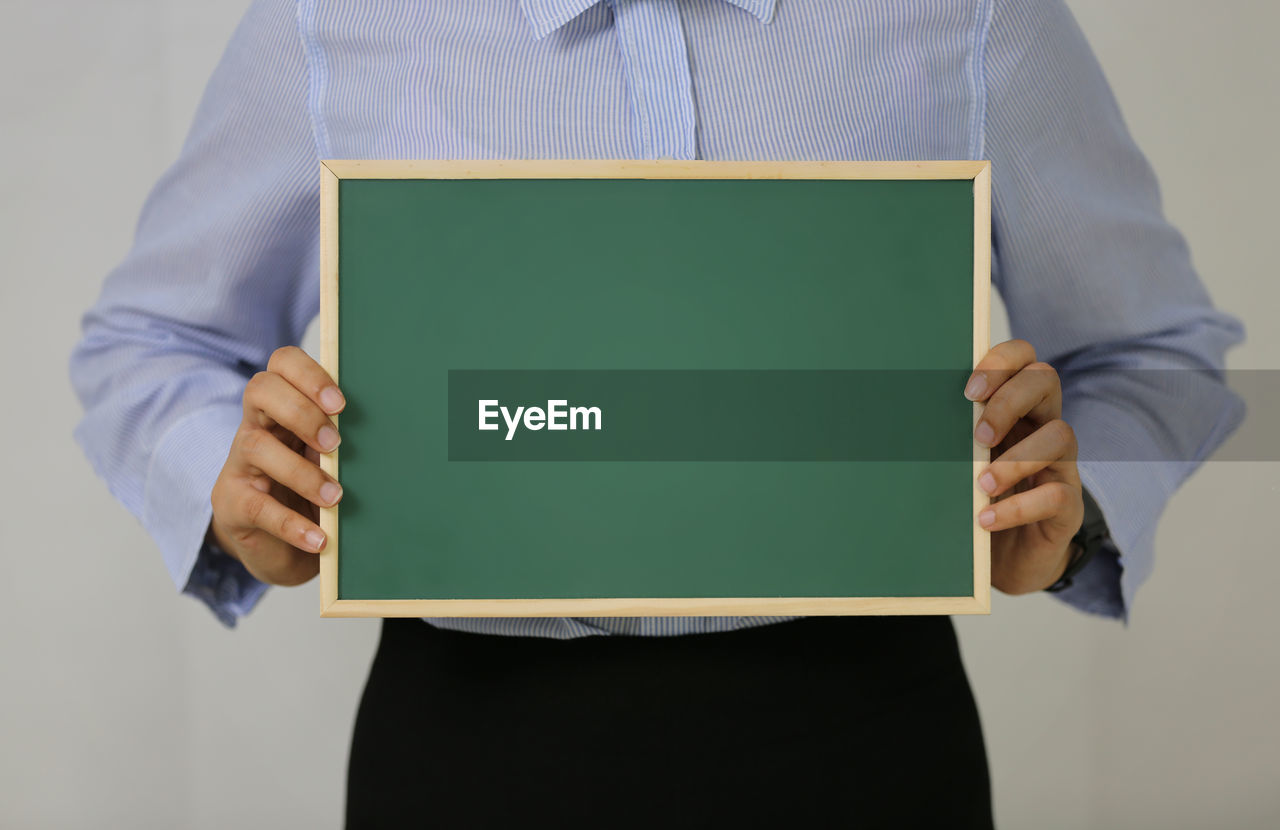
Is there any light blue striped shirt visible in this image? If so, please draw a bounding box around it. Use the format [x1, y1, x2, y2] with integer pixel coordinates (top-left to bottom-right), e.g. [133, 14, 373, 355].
[70, 0, 1245, 635]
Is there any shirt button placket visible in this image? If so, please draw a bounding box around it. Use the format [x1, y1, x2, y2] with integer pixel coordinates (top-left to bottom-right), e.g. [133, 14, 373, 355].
[605, 0, 699, 160]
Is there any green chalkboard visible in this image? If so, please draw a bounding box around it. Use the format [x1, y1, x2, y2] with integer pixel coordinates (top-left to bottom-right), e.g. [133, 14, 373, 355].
[317, 160, 990, 617]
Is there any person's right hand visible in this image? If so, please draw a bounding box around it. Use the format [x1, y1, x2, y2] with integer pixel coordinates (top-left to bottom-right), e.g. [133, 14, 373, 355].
[209, 346, 345, 586]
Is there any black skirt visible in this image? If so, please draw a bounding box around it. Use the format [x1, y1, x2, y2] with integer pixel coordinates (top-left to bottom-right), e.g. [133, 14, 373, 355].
[346, 615, 993, 828]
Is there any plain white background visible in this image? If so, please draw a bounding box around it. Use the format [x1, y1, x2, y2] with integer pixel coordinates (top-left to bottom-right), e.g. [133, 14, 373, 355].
[2, 1, 1276, 827]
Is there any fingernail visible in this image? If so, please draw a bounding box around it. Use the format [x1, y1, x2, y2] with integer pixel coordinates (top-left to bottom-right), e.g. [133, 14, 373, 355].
[975, 421, 995, 446]
[320, 386, 345, 413]
[978, 509, 996, 528]
[964, 374, 987, 401]
[304, 529, 326, 551]
[319, 481, 342, 505]
[318, 426, 340, 452]
[978, 471, 996, 494]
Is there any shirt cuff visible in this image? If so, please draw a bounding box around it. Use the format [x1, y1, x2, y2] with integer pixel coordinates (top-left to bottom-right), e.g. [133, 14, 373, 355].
[185, 535, 270, 628]
[1045, 539, 1126, 623]
[1052, 459, 1172, 626]
[141, 402, 268, 626]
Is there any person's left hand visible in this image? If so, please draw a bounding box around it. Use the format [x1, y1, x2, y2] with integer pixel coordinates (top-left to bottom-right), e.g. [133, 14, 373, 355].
[965, 339, 1085, 594]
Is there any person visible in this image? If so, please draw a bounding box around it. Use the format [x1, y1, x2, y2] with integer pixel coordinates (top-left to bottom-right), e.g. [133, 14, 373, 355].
[69, 0, 1245, 826]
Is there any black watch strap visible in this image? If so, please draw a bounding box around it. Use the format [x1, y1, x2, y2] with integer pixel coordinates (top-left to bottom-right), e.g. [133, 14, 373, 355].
[1045, 486, 1109, 593]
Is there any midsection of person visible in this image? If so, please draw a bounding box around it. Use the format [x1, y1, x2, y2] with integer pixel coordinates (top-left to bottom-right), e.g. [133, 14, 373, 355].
[74, 0, 1231, 639]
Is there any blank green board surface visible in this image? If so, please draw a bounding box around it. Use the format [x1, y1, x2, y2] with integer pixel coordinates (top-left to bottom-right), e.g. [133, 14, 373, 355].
[323, 161, 988, 615]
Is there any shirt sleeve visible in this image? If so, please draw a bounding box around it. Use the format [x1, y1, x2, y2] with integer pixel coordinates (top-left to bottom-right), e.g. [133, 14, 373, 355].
[68, 0, 320, 628]
[981, 0, 1246, 622]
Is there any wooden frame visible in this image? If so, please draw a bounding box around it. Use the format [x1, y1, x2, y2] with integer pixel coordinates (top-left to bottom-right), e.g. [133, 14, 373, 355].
[319, 159, 991, 618]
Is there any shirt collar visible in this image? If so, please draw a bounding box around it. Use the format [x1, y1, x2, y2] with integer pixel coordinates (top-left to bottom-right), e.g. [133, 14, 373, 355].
[521, 0, 776, 40]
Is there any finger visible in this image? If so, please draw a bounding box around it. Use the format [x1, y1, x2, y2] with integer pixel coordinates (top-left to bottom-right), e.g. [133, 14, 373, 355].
[243, 371, 340, 455]
[250, 550, 320, 588]
[234, 481, 328, 553]
[964, 338, 1037, 402]
[267, 345, 345, 414]
[977, 481, 1080, 534]
[230, 536, 320, 587]
[237, 427, 343, 508]
[978, 419, 1079, 497]
[974, 362, 1063, 448]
